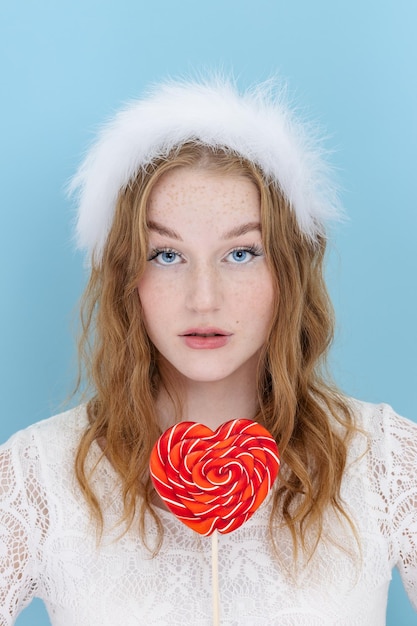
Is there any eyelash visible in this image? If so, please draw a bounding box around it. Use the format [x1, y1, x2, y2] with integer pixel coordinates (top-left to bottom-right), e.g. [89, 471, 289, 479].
[226, 245, 264, 262]
[147, 245, 264, 264]
[147, 247, 183, 263]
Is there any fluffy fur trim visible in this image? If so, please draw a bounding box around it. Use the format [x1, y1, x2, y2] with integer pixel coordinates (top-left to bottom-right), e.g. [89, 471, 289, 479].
[69, 77, 342, 263]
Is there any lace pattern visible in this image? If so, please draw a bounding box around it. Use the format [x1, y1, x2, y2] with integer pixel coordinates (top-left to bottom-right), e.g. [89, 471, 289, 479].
[0, 401, 416, 625]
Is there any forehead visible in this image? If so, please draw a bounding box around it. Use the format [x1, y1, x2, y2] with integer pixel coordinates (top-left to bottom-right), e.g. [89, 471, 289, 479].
[147, 166, 260, 220]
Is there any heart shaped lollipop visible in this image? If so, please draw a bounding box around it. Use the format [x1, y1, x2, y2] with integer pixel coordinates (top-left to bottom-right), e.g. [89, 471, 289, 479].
[150, 419, 280, 535]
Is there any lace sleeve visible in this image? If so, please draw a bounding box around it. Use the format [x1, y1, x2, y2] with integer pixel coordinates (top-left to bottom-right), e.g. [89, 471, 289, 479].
[0, 430, 49, 625]
[384, 406, 417, 609]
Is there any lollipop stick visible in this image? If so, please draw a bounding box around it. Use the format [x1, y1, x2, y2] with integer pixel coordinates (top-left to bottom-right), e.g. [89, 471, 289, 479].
[212, 530, 220, 626]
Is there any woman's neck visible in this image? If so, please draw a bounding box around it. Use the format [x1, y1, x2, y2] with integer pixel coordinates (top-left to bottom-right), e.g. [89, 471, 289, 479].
[156, 374, 259, 432]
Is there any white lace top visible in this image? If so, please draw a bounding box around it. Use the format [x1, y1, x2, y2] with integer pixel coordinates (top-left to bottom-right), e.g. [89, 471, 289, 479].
[0, 400, 416, 625]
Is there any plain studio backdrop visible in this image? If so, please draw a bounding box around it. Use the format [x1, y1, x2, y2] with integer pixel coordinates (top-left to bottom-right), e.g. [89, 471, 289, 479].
[0, 1, 416, 624]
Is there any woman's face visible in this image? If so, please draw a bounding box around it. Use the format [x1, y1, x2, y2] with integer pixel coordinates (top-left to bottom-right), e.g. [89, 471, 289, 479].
[137, 166, 275, 388]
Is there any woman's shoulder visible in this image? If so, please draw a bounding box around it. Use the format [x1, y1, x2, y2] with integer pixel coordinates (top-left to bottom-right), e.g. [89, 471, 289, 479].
[4, 403, 87, 439]
[0, 405, 91, 535]
[346, 396, 417, 442]
[346, 399, 417, 604]
[345, 397, 417, 510]
[0, 404, 89, 467]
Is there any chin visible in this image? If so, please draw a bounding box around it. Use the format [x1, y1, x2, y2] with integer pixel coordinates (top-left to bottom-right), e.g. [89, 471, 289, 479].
[183, 372, 233, 384]
[178, 364, 250, 385]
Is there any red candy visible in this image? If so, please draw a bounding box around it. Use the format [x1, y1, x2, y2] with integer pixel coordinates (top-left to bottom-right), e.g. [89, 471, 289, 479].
[149, 419, 280, 535]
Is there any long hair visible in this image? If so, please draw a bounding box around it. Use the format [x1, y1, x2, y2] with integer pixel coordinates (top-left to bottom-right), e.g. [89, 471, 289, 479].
[75, 142, 356, 555]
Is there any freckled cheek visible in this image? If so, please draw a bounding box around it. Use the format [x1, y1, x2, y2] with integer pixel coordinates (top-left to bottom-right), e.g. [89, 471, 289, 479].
[137, 278, 180, 320]
[254, 288, 275, 322]
[228, 277, 275, 327]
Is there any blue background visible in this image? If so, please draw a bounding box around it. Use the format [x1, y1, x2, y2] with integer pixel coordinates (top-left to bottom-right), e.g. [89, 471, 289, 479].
[0, 1, 415, 623]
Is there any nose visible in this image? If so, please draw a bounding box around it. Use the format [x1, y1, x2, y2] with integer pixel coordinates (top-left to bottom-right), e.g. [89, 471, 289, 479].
[185, 263, 221, 313]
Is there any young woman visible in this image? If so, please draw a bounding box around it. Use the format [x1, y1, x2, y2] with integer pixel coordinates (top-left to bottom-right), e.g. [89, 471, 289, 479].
[1, 78, 416, 625]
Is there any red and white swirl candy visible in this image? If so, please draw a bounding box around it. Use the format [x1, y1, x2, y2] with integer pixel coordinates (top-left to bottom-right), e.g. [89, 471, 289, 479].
[149, 419, 280, 535]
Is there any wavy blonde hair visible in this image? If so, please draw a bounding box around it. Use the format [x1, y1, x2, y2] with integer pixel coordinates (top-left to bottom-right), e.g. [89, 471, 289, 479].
[75, 143, 356, 556]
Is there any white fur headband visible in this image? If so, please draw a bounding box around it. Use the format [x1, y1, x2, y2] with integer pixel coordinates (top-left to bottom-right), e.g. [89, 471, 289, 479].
[70, 77, 341, 263]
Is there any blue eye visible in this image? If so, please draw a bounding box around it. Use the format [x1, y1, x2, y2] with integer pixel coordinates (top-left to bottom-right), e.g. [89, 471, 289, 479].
[226, 246, 263, 264]
[148, 249, 182, 265]
[231, 249, 249, 262]
[159, 251, 178, 264]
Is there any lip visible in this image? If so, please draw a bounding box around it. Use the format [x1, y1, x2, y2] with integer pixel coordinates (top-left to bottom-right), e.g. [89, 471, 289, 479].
[180, 327, 232, 350]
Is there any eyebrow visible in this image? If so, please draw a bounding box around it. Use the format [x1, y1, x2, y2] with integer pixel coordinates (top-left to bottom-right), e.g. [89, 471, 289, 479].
[147, 220, 182, 240]
[222, 222, 261, 238]
[147, 220, 261, 240]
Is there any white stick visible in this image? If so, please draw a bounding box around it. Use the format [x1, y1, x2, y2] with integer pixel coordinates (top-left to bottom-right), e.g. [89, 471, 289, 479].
[212, 530, 220, 626]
